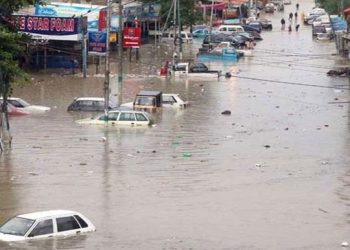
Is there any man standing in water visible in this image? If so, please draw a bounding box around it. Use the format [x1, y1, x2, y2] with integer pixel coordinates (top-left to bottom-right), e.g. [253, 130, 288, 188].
[281, 18, 286, 30]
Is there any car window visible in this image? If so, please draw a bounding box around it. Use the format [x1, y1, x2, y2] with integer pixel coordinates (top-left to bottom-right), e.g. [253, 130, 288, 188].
[56, 216, 80, 232]
[98, 115, 107, 121]
[135, 113, 148, 121]
[107, 112, 119, 121]
[0, 217, 35, 236]
[73, 215, 88, 228]
[8, 100, 23, 108]
[162, 96, 176, 104]
[28, 219, 53, 237]
[119, 112, 136, 121]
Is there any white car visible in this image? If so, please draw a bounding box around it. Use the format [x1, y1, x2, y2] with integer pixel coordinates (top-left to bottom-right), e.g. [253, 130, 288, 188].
[76, 110, 154, 127]
[0, 97, 50, 113]
[121, 93, 189, 109]
[0, 210, 95, 242]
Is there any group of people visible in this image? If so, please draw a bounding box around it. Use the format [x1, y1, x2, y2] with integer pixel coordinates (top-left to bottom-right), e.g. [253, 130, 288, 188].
[281, 3, 300, 32]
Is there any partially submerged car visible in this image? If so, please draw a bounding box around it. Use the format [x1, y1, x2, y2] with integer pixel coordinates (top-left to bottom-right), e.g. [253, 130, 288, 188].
[67, 97, 117, 112]
[0, 210, 95, 242]
[76, 109, 154, 127]
[264, 3, 275, 13]
[0, 101, 28, 116]
[0, 97, 50, 113]
[172, 62, 221, 78]
[121, 91, 189, 110]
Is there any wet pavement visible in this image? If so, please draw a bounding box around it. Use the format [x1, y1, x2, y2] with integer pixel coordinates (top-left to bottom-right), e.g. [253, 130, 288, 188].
[1, 0, 350, 249]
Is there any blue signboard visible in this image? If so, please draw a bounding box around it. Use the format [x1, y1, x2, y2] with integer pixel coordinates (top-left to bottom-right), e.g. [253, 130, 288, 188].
[13, 15, 82, 41]
[88, 31, 107, 54]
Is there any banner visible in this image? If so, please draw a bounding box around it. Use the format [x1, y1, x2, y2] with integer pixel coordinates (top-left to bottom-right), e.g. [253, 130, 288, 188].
[88, 31, 107, 54]
[123, 27, 141, 48]
[12, 15, 82, 41]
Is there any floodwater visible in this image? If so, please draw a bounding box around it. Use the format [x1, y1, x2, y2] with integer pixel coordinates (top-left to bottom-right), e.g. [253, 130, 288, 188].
[1, 0, 350, 249]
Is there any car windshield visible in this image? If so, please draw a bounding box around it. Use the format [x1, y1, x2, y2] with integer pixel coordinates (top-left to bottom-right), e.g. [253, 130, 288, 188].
[16, 99, 30, 107]
[0, 217, 35, 236]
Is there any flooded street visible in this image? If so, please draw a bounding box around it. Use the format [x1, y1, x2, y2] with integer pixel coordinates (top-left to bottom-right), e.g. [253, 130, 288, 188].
[1, 0, 350, 249]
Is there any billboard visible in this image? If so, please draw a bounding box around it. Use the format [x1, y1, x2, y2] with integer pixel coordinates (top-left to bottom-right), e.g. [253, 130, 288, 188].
[12, 15, 82, 41]
[123, 27, 141, 48]
[88, 31, 107, 54]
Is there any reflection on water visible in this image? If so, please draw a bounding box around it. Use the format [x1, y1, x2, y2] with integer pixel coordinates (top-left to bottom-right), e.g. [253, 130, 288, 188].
[1, 2, 350, 248]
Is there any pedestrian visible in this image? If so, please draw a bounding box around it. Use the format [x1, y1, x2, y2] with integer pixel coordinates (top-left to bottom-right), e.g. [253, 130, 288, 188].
[296, 3, 299, 11]
[295, 24, 300, 31]
[288, 24, 292, 32]
[281, 18, 286, 30]
[294, 12, 298, 19]
[289, 12, 293, 21]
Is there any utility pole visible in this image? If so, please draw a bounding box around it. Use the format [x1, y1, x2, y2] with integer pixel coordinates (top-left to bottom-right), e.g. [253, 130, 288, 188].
[117, 0, 123, 107]
[209, 0, 214, 47]
[104, 0, 111, 117]
[177, 0, 182, 60]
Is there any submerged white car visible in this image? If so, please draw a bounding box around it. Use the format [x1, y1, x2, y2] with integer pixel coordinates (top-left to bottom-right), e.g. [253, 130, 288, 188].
[0, 97, 51, 113]
[0, 210, 95, 242]
[76, 110, 154, 127]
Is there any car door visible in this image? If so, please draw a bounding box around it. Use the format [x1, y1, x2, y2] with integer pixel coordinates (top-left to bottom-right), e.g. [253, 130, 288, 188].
[118, 112, 136, 126]
[26, 219, 54, 240]
[55, 216, 82, 237]
[107, 112, 119, 126]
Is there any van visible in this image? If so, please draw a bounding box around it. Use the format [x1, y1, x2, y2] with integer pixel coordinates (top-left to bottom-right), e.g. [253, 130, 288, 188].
[161, 31, 193, 43]
[213, 25, 245, 35]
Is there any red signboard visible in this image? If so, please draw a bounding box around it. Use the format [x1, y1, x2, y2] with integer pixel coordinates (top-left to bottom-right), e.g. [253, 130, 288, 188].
[122, 27, 141, 48]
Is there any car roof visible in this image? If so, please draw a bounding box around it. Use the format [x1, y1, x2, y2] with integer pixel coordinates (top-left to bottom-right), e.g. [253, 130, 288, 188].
[75, 97, 104, 101]
[138, 90, 162, 96]
[17, 210, 78, 220]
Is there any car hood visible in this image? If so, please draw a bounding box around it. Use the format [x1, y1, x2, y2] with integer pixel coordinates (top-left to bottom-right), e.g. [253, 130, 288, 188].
[0, 232, 25, 242]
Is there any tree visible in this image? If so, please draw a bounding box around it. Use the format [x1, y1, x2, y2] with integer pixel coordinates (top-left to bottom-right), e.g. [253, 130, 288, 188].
[316, 0, 350, 14]
[140, 0, 201, 29]
[0, 0, 42, 150]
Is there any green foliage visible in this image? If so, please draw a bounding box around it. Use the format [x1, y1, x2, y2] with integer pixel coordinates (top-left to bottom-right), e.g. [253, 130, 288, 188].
[316, 0, 350, 14]
[0, 0, 43, 96]
[139, 0, 201, 27]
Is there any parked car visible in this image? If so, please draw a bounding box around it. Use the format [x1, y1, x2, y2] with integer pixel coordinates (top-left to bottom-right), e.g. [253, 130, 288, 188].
[161, 31, 193, 43]
[0, 97, 50, 113]
[259, 18, 273, 30]
[265, 3, 275, 13]
[67, 97, 117, 112]
[0, 210, 95, 242]
[192, 28, 210, 38]
[0, 101, 28, 116]
[76, 110, 154, 127]
[246, 21, 263, 32]
[241, 24, 261, 33]
[304, 8, 327, 24]
[213, 25, 245, 35]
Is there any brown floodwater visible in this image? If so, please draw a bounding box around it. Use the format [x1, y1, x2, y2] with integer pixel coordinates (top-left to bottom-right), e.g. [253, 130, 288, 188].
[1, 0, 350, 249]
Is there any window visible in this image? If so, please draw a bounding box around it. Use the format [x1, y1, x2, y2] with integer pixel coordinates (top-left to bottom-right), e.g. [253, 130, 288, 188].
[119, 112, 136, 121]
[8, 100, 23, 108]
[74, 215, 88, 228]
[28, 219, 53, 237]
[56, 216, 80, 232]
[98, 115, 108, 121]
[0, 217, 34, 236]
[135, 97, 155, 106]
[135, 113, 147, 121]
[162, 96, 176, 104]
[107, 112, 119, 121]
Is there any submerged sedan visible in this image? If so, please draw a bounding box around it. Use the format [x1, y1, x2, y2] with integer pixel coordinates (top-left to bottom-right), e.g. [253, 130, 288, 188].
[0, 97, 50, 113]
[76, 110, 154, 127]
[0, 210, 95, 241]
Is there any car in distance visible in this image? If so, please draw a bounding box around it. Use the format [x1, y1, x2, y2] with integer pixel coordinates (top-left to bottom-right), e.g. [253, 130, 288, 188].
[67, 97, 117, 112]
[76, 110, 154, 127]
[0, 97, 50, 113]
[0, 210, 95, 242]
[264, 3, 275, 13]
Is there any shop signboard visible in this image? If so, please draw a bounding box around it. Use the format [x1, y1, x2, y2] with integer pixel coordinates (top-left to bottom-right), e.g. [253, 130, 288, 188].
[88, 31, 107, 54]
[122, 27, 141, 48]
[12, 15, 82, 41]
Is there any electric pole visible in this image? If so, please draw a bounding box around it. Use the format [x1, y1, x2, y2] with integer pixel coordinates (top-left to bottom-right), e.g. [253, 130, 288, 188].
[117, 0, 123, 107]
[104, 0, 111, 117]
